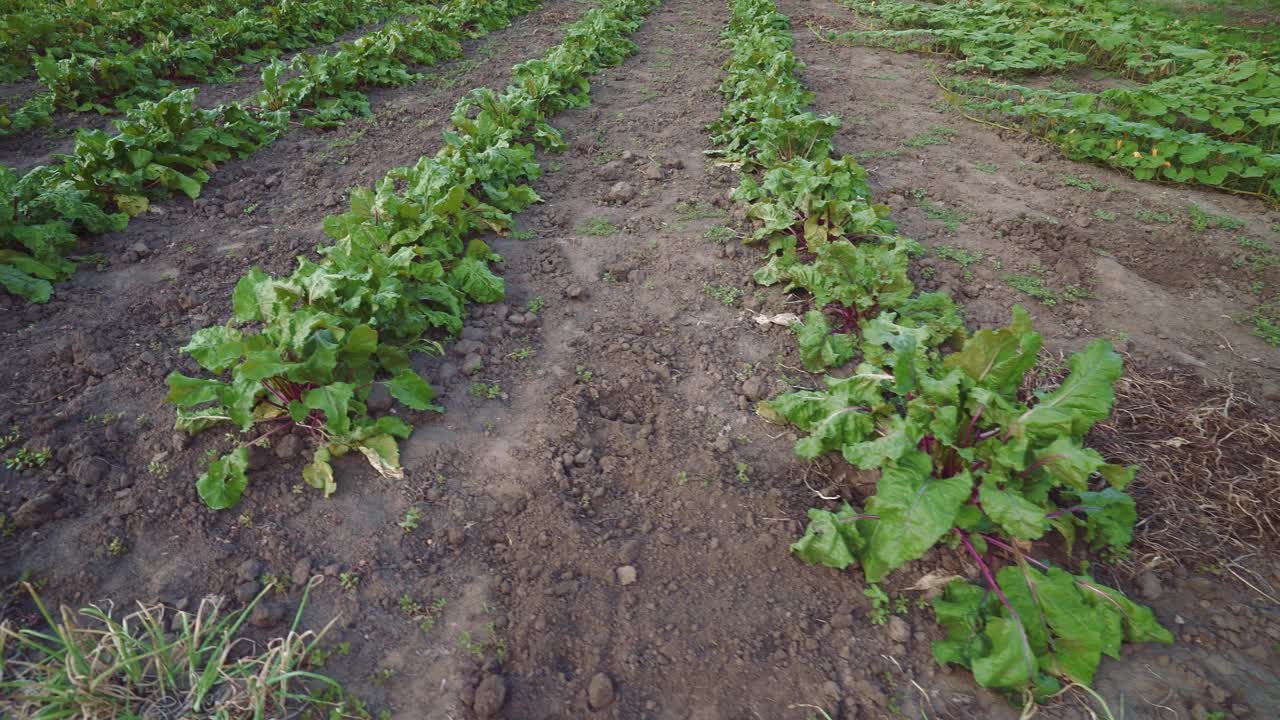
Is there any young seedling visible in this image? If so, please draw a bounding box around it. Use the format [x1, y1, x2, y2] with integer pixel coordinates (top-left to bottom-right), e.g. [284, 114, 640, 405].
[398, 506, 421, 532]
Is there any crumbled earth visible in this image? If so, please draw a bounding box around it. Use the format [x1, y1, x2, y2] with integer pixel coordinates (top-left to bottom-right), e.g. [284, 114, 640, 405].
[2, 0, 1278, 718]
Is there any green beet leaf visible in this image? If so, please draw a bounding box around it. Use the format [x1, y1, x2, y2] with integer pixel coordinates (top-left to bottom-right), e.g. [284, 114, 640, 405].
[979, 477, 1049, 540]
[195, 448, 250, 510]
[304, 383, 354, 436]
[1071, 488, 1137, 550]
[303, 447, 337, 497]
[972, 615, 1040, 691]
[181, 325, 246, 373]
[385, 369, 440, 411]
[796, 310, 856, 371]
[944, 305, 1041, 399]
[1020, 339, 1122, 438]
[791, 503, 866, 569]
[357, 434, 404, 480]
[860, 451, 972, 582]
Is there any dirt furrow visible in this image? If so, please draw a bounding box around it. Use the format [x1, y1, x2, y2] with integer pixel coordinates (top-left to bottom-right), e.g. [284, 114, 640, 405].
[447, 0, 962, 715]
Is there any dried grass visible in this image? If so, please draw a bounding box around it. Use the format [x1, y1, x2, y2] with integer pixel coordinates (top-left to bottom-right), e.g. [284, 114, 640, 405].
[1038, 358, 1280, 571]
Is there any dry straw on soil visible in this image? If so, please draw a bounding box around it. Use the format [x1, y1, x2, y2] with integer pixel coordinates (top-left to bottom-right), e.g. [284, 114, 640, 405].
[1015, 352, 1279, 588]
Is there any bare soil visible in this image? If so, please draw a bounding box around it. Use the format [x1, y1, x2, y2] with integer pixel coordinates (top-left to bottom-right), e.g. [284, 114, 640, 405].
[2, 0, 1278, 718]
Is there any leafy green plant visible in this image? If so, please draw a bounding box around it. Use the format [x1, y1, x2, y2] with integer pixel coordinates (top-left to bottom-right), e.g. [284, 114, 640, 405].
[774, 310, 1171, 699]
[165, 0, 661, 508]
[830, 0, 1280, 197]
[4, 448, 50, 471]
[398, 506, 422, 532]
[2, 0, 547, 304]
[107, 537, 127, 557]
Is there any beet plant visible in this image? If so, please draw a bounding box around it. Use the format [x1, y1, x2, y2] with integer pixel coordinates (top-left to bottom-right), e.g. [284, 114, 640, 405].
[767, 308, 1171, 696]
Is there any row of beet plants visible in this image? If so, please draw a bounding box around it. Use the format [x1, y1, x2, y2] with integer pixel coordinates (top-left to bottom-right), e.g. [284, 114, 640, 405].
[165, 0, 663, 509]
[828, 0, 1280, 199]
[0, 0, 544, 305]
[709, 0, 1171, 705]
[0, 0, 258, 82]
[3, 0, 424, 126]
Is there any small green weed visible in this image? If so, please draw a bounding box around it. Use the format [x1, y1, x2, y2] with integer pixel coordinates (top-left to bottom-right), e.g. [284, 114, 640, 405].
[1004, 274, 1058, 306]
[1060, 174, 1112, 192]
[398, 506, 422, 533]
[704, 283, 743, 306]
[1093, 209, 1116, 221]
[4, 447, 49, 471]
[1064, 284, 1095, 302]
[901, 126, 957, 148]
[1187, 204, 1244, 232]
[107, 537, 127, 557]
[339, 572, 359, 593]
[865, 585, 891, 625]
[575, 217, 618, 236]
[934, 244, 982, 266]
[469, 382, 502, 400]
[853, 149, 902, 161]
[525, 296, 545, 315]
[675, 200, 726, 221]
[973, 161, 998, 173]
[912, 190, 970, 232]
[1135, 205, 1175, 224]
[705, 225, 737, 244]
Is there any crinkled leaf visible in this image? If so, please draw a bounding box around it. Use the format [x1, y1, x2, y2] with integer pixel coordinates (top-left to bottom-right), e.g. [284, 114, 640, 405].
[791, 503, 865, 569]
[979, 477, 1049, 540]
[357, 434, 404, 480]
[796, 310, 855, 371]
[181, 326, 246, 373]
[303, 447, 337, 498]
[944, 305, 1041, 398]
